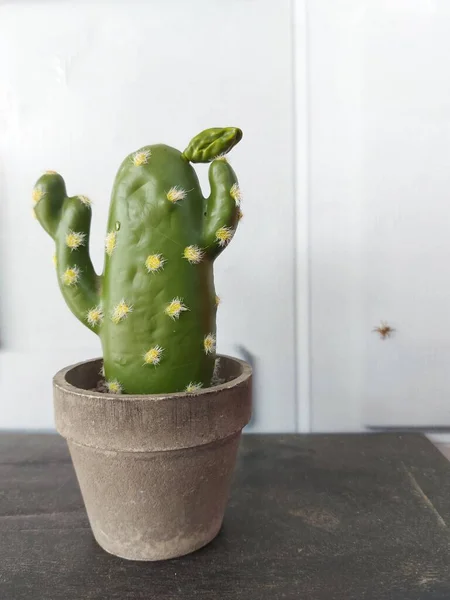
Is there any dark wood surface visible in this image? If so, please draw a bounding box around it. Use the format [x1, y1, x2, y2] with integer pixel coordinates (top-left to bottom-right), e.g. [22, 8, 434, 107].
[1, 433, 450, 599]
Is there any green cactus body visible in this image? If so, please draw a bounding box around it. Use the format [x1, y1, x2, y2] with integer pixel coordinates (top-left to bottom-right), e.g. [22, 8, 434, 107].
[33, 128, 242, 394]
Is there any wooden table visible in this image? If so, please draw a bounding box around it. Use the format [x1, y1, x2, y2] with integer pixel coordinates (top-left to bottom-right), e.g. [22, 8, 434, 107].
[1, 433, 450, 599]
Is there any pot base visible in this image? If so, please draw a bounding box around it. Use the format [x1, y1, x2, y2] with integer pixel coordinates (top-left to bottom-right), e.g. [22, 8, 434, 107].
[94, 521, 222, 562]
[68, 432, 241, 561]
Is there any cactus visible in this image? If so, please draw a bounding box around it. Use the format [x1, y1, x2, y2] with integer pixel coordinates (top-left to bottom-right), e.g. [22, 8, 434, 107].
[33, 127, 243, 394]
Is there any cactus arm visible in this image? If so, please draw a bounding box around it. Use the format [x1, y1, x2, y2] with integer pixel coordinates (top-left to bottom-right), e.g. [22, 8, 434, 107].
[32, 172, 67, 236]
[33, 173, 101, 332]
[202, 159, 241, 260]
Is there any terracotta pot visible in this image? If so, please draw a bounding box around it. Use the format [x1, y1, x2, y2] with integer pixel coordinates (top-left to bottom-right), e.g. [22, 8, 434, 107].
[53, 354, 252, 561]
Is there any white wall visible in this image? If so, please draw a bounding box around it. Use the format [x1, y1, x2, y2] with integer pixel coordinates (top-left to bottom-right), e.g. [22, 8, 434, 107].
[308, 0, 450, 431]
[3, 0, 450, 432]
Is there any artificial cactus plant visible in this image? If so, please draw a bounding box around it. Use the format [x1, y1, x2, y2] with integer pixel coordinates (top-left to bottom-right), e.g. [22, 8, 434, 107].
[32, 127, 243, 394]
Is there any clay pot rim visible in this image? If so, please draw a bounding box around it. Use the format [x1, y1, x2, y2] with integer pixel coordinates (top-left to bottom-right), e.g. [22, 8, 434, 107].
[54, 353, 252, 403]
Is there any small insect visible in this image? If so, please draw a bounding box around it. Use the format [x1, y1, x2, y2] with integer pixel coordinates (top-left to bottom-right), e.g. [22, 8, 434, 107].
[373, 321, 395, 339]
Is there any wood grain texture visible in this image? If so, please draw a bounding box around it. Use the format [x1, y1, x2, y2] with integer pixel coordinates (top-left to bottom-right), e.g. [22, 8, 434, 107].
[1, 433, 450, 599]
